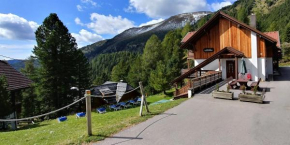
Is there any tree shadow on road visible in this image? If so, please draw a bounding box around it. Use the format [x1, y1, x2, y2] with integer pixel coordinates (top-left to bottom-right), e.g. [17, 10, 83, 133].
[95, 113, 177, 145]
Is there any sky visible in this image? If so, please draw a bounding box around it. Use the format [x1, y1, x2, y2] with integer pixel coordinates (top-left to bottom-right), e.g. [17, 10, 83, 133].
[0, 0, 236, 60]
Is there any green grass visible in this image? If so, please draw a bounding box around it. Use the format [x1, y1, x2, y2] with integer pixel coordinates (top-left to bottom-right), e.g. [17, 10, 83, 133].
[0, 92, 185, 145]
[279, 62, 290, 67]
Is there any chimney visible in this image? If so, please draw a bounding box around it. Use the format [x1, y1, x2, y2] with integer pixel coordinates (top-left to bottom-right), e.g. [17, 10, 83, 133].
[250, 13, 256, 29]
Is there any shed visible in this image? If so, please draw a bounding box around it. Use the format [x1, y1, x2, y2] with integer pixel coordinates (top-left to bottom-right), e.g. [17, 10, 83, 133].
[0, 60, 33, 129]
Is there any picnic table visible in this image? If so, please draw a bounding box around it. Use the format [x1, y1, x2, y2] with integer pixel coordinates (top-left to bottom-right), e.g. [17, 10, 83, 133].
[237, 79, 249, 89]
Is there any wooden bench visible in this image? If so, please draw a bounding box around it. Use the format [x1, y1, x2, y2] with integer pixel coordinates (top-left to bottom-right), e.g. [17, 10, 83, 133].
[250, 78, 261, 91]
[227, 77, 238, 89]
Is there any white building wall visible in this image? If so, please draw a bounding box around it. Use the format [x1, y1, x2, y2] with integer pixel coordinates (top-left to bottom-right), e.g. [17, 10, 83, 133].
[196, 58, 255, 80]
[250, 32, 259, 81]
[194, 59, 219, 71]
[258, 58, 266, 81]
[266, 58, 273, 77]
[220, 58, 256, 80]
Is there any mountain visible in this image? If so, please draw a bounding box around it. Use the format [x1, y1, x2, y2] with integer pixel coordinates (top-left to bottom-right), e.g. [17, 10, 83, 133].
[7, 60, 26, 71]
[7, 59, 39, 71]
[80, 11, 212, 59]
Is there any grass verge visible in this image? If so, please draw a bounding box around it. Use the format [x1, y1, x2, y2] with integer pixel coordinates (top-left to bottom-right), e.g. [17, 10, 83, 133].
[0, 93, 185, 145]
[279, 62, 290, 67]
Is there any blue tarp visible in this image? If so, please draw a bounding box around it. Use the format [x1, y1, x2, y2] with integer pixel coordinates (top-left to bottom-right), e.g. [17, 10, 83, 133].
[150, 99, 171, 105]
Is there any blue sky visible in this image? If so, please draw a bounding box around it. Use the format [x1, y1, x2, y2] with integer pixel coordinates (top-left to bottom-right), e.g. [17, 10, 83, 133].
[0, 0, 236, 59]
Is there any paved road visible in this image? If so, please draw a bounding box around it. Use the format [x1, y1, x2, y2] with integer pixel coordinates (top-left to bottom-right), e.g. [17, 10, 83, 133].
[96, 67, 290, 145]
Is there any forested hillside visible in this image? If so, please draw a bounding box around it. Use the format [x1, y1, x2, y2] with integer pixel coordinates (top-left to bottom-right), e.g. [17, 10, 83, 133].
[91, 25, 189, 94]
[10, 0, 290, 94]
[87, 0, 290, 93]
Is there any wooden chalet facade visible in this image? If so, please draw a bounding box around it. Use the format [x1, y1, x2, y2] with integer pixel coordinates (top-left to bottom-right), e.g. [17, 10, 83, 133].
[171, 11, 280, 97]
[172, 11, 280, 85]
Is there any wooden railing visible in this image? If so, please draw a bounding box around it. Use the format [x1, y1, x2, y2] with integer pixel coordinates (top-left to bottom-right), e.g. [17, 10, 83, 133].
[174, 80, 192, 97]
[174, 71, 222, 98]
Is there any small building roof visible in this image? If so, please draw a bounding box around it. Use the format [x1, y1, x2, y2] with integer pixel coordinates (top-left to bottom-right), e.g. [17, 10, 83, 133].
[181, 31, 196, 43]
[90, 81, 140, 104]
[0, 60, 32, 91]
[264, 31, 281, 48]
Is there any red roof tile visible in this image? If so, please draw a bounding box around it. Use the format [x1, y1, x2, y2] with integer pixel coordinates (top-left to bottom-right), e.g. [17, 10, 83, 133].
[264, 31, 281, 47]
[0, 60, 32, 91]
[181, 31, 196, 43]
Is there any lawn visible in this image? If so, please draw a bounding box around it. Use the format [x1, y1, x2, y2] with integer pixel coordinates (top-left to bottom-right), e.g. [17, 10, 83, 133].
[279, 62, 290, 67]
[0, 92, 186, 145]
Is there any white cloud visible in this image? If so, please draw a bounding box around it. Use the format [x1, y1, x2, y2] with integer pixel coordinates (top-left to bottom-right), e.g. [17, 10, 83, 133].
[81, 0, 97, 6]
[211, 1, 233, 11]
[77, 5, 83, 11]
[72, 29, 103, 45]
[76, 0, 97, 12]
[0, 13, 39, 40]
[0, 44, 34, 50]
[0, 43, 35, 59]
[75, 17, 84, 26]
[87, 13, 135, 35]
[139, 18, 164, 27]
[126, 0, 209, 18]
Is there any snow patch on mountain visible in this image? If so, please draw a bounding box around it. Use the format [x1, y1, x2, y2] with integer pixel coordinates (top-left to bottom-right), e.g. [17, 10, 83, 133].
[119, 11, 211, 38]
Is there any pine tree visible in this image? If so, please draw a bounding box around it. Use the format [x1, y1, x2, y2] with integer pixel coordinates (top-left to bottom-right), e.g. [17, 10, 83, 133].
[237, 7, 249, 24]
[127, 56, 143, 87]
[162, 30, 185, 81]
[33, 13, 90, 117]
[285, 23, 290, 43]
[149, 61, 169, 94]
[142, 35, 163, 72]
[181, 22, 192, 38]
[20, 57, 40, 117]
[111, 60, 130, 82]
[0, 75, 12, 118]
[141, 35, 163, 93]
[74, 50, 91, 93]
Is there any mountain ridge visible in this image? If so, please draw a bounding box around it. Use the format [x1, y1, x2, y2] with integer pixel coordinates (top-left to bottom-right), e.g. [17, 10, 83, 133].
[80, 11, 212, 59]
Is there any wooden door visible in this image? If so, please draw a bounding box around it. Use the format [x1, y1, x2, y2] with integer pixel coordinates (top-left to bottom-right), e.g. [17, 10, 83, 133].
[226, 61, 235, 79]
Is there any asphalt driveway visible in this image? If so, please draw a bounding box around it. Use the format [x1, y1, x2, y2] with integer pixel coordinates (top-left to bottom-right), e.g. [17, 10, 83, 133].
[96, 67, 290, 145]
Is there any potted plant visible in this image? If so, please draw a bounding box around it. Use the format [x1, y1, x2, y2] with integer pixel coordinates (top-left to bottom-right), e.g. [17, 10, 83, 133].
[212, 84, 234, 100]
[238, 86, 265, 103]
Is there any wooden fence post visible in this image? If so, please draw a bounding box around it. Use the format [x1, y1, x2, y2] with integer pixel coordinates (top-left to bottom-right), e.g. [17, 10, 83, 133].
[85, 90, 92, 136]
[139, 82, 149, 116]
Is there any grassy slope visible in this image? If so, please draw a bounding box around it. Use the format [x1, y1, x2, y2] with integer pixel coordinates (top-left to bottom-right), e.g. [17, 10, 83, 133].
[0, 93, 185, 145]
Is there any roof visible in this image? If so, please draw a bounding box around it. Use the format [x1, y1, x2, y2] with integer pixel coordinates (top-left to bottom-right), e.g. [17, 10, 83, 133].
[116, 82, 127, 102]
[103, 81, 117, 85]
[264, 31, 281, 48]
[0, 60, 32, 91]
[181, 31, 196, 43]
[171, 47, 244, 84]
[90, 81, 140, 104]
[181, 11, 277, 49]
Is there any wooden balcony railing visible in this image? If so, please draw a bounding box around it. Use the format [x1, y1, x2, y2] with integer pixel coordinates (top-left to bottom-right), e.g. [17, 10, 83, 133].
[174, 71, 222, 98]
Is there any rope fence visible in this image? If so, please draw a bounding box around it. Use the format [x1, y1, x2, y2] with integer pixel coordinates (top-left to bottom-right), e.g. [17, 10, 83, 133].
[0, 86, 141, 122]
